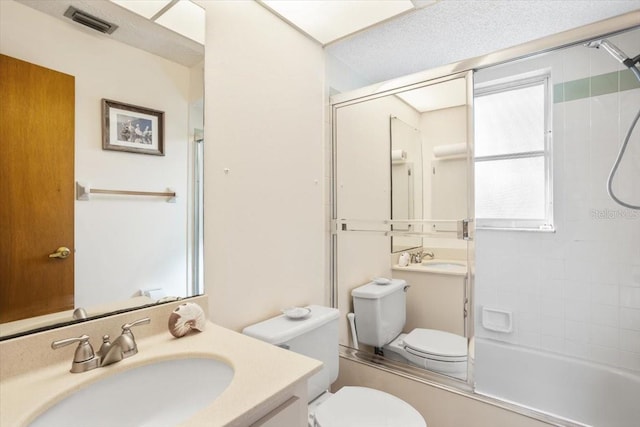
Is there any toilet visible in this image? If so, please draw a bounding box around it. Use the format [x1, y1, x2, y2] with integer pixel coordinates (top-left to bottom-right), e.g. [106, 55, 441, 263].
[242, 305, 426, 427]
[351, 279, 468, 380]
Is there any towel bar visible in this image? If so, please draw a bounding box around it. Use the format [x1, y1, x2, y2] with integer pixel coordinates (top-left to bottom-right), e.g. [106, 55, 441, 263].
[76, 182, 176, 203]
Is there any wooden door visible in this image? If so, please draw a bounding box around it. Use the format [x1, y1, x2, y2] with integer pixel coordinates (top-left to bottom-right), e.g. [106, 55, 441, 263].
[0, 54, 75, 323]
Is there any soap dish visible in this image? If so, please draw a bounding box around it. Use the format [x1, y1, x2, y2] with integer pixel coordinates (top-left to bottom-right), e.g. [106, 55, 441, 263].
[373, 277, 391, 285]
[282, 307, 311, 319]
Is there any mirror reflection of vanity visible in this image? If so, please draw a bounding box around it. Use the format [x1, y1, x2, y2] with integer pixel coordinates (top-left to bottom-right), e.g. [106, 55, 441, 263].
[332, 72, 475, 382]
[0, 0, 204, 339]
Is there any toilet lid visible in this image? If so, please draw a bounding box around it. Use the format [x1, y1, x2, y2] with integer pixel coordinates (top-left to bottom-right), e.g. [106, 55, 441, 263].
[403, 329, 467, 361]
[314, 386, 426, 427]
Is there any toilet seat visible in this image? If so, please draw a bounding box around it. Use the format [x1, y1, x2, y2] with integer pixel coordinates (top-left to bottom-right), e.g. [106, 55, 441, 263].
[313, 386, 426, 427]
[402, 329, 467, 362]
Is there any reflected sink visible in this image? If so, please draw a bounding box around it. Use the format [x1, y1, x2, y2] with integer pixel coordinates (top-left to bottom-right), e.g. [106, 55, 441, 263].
[30, 358, 234, 427]
[421, 260, 467, 273]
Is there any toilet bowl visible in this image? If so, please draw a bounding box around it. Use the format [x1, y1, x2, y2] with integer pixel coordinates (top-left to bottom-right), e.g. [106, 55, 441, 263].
[242, 305, 427, 427]
[384, 330, 467, 380]
[351, 279, 468, 379]
[312, 386, 425, 427]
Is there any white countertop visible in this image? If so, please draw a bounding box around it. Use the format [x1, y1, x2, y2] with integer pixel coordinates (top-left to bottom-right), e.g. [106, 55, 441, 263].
[0, 320, 322, 427]
[392, 259, 468, 276]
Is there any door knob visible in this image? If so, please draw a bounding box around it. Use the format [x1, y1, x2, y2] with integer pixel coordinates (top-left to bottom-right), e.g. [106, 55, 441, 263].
[49, 246, 71, 259]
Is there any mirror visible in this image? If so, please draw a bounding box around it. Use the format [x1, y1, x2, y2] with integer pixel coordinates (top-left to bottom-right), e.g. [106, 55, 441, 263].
[0, 0, 204, 339]
[332, 72, 474, 381]
[390, 116, 423, 252]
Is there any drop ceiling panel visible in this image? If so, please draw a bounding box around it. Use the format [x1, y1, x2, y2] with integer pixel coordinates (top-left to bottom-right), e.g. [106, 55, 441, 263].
[262, 0, 415, 44]
[110, 0, 171, 19]
[155, 0, 205, 45]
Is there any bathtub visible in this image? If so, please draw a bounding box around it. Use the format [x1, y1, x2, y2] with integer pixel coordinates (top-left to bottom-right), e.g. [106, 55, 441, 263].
[474, 338, 640, 427]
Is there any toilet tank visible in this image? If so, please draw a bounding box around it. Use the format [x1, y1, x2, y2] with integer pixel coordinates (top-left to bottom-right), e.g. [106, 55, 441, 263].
[352, 279, 407, 347]
[242, 305, 340, 402]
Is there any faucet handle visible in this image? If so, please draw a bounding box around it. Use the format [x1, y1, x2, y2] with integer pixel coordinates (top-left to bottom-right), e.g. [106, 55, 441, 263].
[116, 317, 150, 358]
[121, 317, 151, 336]
[97, 335, 112, 359]
[52, 334, 95, 364]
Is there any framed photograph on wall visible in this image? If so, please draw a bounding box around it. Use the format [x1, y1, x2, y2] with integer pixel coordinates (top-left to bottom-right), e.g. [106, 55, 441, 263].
[102, 99, 165, 156]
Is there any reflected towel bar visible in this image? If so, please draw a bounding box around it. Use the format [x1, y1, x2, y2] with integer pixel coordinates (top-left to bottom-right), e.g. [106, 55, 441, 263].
[76, 182, 176, 203]
[333, 218, 472, 240]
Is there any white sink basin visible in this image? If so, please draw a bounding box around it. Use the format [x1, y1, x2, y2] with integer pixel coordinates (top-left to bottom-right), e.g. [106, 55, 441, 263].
[30, 358, 234, 427]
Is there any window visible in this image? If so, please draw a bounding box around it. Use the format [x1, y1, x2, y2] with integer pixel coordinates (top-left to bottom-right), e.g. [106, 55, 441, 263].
[474, 71, 553, 231]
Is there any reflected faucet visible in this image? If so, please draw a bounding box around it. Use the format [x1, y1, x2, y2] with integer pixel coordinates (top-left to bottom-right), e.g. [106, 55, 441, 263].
[421, 250, 435, 260]
[412, 250, 434, 263]
[72, 307, 88, 320]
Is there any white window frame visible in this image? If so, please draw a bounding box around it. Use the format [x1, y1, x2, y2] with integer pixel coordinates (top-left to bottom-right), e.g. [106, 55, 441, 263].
[474, 70, 554, 231]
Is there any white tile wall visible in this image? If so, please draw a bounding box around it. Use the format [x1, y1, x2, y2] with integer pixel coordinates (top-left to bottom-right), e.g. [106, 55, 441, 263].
[475, 29, 640, 373]
[621, 307, 640, 330]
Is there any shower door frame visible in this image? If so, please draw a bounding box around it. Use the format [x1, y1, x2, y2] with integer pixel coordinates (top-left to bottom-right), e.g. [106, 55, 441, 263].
[329, 8, 640, 425]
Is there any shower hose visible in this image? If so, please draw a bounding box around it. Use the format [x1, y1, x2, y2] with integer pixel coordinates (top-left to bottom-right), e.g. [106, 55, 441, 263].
[607, 65, 640, 210]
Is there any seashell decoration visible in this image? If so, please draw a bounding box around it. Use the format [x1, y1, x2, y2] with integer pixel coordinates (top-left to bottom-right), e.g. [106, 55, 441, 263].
[168, 302, 206, 338]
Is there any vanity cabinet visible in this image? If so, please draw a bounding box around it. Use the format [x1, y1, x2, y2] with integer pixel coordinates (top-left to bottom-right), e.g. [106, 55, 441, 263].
[393, 269, 466, 336]
[251, 396, 304, 427]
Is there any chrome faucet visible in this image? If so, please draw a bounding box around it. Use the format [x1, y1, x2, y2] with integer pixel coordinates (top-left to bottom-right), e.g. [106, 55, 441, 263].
[100, 317, 150, 366]
[411, 250, 435, 263]
[51, 334, 100, 373]
[51, 317, 150, 373]
[421, 250, 435, 260]
[72, 307, 88, 320]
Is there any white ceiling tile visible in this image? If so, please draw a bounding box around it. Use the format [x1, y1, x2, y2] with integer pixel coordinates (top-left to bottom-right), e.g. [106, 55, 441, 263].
[110, 0, 172, 19]
[262, 0, 414, 44]
[155, 0, 205, 45]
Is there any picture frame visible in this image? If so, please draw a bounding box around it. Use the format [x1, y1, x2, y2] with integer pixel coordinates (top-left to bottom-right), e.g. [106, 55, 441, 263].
[102, 99, 165, 156]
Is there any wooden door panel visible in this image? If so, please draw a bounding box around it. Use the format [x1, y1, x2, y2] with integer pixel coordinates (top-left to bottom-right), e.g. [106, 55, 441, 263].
[0, 54, 75, 323]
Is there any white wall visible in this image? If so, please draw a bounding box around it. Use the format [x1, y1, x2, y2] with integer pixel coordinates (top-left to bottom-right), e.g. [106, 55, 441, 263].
[421, 105, 470, 251]
[474, 28, 640, 373]
[0, 0, 193, 307]
[325, 53, 373, 94]
[202, 0, 325, 331]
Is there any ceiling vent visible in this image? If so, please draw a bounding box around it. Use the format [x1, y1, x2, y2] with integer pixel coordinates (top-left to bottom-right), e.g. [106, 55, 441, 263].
[63, 6, 118, 34]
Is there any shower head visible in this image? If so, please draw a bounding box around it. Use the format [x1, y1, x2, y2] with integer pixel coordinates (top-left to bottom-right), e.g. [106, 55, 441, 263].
[585, 39, 635, 67]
